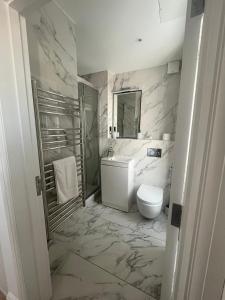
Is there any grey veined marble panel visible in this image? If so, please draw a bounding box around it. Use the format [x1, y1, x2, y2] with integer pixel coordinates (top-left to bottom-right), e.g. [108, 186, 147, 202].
[84, 65, 180, 155]
[26, 1, 78, 98]
[109, 139, 174, 207]
[83, 66, 179, 204]
[111, 65, 180, 141]
[83, 71, 111, 156]
[26, 2, 80, 175]
[50, 199, 167, 300]
[52, 252, 153, 300]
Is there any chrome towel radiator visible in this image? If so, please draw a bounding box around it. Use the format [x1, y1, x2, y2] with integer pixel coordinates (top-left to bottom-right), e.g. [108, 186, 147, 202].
[32, 79, 85, 238]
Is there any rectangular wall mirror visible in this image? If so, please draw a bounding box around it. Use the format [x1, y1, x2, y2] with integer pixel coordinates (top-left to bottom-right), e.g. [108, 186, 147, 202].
[112, 90, 142, 139]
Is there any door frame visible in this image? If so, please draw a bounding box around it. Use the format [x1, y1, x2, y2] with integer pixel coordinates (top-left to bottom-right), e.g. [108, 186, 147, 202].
[1, 0, 225, 299]
[168, 0, 225, 299]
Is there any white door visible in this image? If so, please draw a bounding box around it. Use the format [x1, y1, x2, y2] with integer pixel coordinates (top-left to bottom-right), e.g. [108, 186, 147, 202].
[0, 3, 52, 299]
[202, 161, 225, 300]
[161, 3, 204, 299]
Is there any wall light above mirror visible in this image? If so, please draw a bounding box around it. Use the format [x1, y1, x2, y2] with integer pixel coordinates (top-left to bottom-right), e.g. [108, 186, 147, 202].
[112, 90, 142, 139]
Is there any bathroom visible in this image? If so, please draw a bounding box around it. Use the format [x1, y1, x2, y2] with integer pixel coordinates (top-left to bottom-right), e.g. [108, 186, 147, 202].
[3, 0, 225, 299]
[16, 0, 196, 299]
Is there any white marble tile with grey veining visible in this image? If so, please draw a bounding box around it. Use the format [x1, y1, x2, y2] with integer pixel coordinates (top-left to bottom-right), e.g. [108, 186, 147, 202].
[27, 1, 78, 99]
[111, 65, 180, 141]
[50, 199, 167, 300]
[84, 65, 179, 207]
[83, 71, 113, 156]
[52, 251, 153, 300]
[108, 138, 174, 207]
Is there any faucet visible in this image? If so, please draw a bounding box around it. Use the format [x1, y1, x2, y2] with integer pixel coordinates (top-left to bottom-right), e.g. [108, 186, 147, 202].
[107, 146, 114, 157]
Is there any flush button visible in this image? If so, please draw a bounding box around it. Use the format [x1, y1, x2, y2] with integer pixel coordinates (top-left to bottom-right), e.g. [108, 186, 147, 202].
[147, 148, 162, 158]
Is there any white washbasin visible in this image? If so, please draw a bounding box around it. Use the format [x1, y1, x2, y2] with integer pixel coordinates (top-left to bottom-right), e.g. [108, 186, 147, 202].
[101, 156, 134, 167]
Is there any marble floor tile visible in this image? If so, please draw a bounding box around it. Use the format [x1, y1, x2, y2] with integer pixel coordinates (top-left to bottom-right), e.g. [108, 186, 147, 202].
[50, 199, 167, 300]
[52, 252, 153, 300]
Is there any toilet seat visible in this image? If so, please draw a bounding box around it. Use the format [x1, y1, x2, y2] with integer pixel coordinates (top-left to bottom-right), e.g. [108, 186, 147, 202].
[137, 184, 163, 206]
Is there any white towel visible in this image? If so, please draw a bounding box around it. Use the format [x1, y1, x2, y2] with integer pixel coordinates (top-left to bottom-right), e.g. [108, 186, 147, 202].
[53, 156, 79, 204]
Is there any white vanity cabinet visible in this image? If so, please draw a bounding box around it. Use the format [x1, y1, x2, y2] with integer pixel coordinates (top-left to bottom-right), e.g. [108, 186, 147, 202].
[101, 156, 134, 212]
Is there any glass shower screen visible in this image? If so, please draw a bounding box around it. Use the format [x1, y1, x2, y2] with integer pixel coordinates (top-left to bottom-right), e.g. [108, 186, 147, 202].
[78, 82, 100, 198]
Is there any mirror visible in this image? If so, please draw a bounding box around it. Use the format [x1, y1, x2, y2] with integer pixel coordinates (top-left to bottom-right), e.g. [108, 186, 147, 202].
[113, 90, 142, 139]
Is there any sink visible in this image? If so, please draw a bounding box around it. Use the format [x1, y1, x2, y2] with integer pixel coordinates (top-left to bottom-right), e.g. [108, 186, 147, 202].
[101, 156, 134, 167]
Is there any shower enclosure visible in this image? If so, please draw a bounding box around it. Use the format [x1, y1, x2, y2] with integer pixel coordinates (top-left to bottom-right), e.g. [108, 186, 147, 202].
[78, 82, 100, 198]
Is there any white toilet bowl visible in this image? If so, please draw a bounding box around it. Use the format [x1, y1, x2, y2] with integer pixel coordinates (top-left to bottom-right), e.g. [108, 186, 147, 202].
[137, 184, 163, 219]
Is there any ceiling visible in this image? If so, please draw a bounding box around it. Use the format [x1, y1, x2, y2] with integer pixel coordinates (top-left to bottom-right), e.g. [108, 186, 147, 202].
[55, 0, 188, 75]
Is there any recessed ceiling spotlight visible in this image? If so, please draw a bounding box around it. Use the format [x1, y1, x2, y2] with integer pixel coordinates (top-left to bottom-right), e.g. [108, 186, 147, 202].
[137, 38, 143, 42]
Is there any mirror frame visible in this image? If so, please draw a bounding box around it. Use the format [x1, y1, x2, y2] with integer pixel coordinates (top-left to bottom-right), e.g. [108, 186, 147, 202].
[112, 89, 142, 139]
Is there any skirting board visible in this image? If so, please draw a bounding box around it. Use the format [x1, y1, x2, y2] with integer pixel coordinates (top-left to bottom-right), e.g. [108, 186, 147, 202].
[6, 293, 18, 300]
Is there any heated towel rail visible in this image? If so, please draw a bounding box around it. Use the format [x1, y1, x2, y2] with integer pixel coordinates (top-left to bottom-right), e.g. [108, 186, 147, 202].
[32, 79, 85, 238]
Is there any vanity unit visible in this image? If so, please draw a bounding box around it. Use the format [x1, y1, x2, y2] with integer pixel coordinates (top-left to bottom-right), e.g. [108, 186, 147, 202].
[101, 156, 134, 212]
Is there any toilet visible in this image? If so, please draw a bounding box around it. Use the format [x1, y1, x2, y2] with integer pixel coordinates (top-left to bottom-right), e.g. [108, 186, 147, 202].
[137, 184, 163, 219]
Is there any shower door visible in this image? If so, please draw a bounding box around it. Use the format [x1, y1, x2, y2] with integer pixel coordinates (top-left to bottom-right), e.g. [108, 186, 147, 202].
[79, 82, 100, 198]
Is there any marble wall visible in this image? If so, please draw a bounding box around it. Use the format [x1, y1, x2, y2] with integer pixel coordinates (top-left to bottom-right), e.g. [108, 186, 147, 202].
[109, 139, 173, 204]
[83, 71, 113, 156]
[26, 2, 79, 162]
[112, 65, 180, 140]
[26, 1, 78, 98]
[26, 3, 80, 201]
[85, 65, 180, 200]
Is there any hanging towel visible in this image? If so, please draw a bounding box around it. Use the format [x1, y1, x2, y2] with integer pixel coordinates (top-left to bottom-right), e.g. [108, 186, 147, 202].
[53, 156, 79, 204]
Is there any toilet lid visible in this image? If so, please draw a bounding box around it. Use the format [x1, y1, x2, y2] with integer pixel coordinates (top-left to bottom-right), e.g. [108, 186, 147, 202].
[137, 184, 163, 205]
